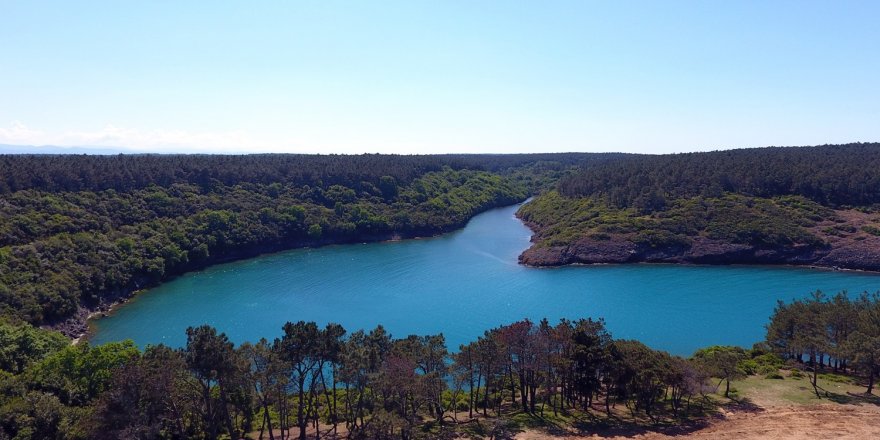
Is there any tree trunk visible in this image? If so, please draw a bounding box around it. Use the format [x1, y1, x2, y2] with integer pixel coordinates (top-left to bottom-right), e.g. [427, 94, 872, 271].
[263, 400, 276, 440]
[469, 370, 476, 419]
[483, 374, 490, 417]
[605, 392, 612, 417]
[810, 353, 821, 397]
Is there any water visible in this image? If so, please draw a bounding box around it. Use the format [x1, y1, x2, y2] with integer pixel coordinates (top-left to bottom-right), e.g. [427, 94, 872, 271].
[91, 203, 880, 356]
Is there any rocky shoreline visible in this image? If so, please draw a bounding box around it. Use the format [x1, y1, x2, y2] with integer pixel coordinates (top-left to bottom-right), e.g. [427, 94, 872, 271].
[517, 218, 880, 273]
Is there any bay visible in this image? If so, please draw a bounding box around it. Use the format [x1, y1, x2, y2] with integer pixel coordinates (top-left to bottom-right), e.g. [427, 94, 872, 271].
[90, 203, 880, 355]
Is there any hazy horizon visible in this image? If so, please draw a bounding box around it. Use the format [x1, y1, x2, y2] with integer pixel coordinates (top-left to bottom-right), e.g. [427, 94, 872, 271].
[2, 1, 878, 154]
[3, 140, 878, 157]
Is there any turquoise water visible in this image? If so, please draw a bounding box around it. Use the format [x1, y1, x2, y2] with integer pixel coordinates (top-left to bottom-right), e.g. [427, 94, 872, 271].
[91, 203, 880, 356]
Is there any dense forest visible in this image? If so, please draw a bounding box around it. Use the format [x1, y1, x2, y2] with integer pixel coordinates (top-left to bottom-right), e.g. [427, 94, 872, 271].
[0, 153, 624, 332]
[0, 153, 613, 195]
[3, 296, 879, 440]
[2, 147, 880, 438]
[557, 143, 880, 208]
[519, 144, 880, 269]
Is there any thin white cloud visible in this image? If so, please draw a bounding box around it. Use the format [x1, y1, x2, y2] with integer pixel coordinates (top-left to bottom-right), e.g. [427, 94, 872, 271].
[0, 121, 44, 143]
[0, 121, 260, 153]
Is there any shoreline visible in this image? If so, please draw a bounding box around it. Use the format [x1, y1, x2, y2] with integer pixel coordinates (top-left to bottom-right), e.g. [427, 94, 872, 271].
[66, 231, 452, 343]
[65, 201, 529, 343]
[514, 204, 880, 274]
[518, 259, 880, 274]
[516, 238, 880, 274]
[77, 200, 880, 344]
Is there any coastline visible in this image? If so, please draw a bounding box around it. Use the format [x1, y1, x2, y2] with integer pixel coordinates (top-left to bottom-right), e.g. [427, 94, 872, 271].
[516, 238, 880, 273]
[513, 205, 880, 273]
[62, 200, 528, 343]
[73, 198, 880, 345]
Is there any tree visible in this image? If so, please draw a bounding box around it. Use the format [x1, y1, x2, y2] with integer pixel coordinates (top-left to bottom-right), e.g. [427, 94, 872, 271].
[691, 346, 746, 398]
[319, 323, 346, 436]
[275, 321, 335, 440]
[378, 176, 399, 201]
[183, 325, 244, 440]
[0, 322, 67, 374]
[569, 318, 613, 411]
[846, 293, 880, 394]
[240, 339, 283, 440]
[613, 340, 667, 420]
[766, 291, 831, 397]
[27, 340, 139, 406]
[89, 345, 190, 439]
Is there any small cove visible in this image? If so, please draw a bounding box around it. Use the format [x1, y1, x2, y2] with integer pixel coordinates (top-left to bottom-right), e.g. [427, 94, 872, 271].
[90, 203, 880, 355]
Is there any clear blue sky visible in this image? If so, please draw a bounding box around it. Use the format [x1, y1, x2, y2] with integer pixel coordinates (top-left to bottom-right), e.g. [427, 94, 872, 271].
[1, 1, 878, 154]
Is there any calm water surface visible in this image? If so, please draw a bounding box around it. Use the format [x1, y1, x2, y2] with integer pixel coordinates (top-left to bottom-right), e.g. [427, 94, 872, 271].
[91, 203, 880, 355]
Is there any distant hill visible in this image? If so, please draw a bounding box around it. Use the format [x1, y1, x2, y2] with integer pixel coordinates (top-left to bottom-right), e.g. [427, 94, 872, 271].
[0, 143, 153, 155]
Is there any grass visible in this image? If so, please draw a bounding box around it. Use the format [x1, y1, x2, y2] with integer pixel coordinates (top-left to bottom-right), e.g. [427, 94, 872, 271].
[480, 370, 880, 438]
[470, 370, 880, 439]
[728, 369, 874, 406]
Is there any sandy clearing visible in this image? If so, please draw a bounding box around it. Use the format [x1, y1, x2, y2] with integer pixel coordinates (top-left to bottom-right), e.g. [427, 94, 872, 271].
[517, 404, 880, 440]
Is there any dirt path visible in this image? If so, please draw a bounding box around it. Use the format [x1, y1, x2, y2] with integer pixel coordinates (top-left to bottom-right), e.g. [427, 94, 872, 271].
[519, 402, 880, 439]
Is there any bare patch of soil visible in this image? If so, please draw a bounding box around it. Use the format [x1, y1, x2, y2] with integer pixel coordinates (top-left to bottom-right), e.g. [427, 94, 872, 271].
[518, 404, 880, 440]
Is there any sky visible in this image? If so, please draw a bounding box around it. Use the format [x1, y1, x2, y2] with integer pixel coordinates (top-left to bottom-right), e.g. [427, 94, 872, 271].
[1, 1, 878, 154]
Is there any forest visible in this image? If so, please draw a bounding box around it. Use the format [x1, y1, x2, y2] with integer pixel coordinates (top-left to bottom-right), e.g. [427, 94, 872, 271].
[766, 290, 880, 396]
[0, 153, 616, 195]
[518, 144, 880, 268]
[0, 153, 623, 331]
[557, 143, 880, 208]
[2, 293, 879, 440]
[2, 146, 880, 438]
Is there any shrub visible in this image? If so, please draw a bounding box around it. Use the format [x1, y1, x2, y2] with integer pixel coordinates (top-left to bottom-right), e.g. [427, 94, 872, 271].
[739, 359, 759, 375]
[862, 225, 880, 236]
[757, 364, 779, 376]
[819, 373, 854, 384]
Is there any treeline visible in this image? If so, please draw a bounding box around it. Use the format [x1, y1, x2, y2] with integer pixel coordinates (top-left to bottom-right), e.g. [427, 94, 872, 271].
[559, 143, 880, 208]
[517, 191, 834, 252]
[0, 317, 775, 440]
[0, 153, 612, 194]
[518, 144, 880, 264]
[0, 153, 617, 328]
[766, 290, 880, 395]
[0, 168, 527, 327]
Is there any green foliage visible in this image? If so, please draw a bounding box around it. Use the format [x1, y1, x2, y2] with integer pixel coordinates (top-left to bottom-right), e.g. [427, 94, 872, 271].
[862, 225, 880, 236]
[520, 191, 827, 251]
[0, 164, 533, 326]
[818, 373, 854, 384]
[6, 309, 866, 439]
[521, 144, 880, 261]
[307, 223, 323, 239]
[0, 322, 68, 374]
[692, 345, 747, 397]
[559, 143, 880, 207]
[739, 350, 784, 376]
[766, 291, 880, 395]
[26, 341, 139, 406]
